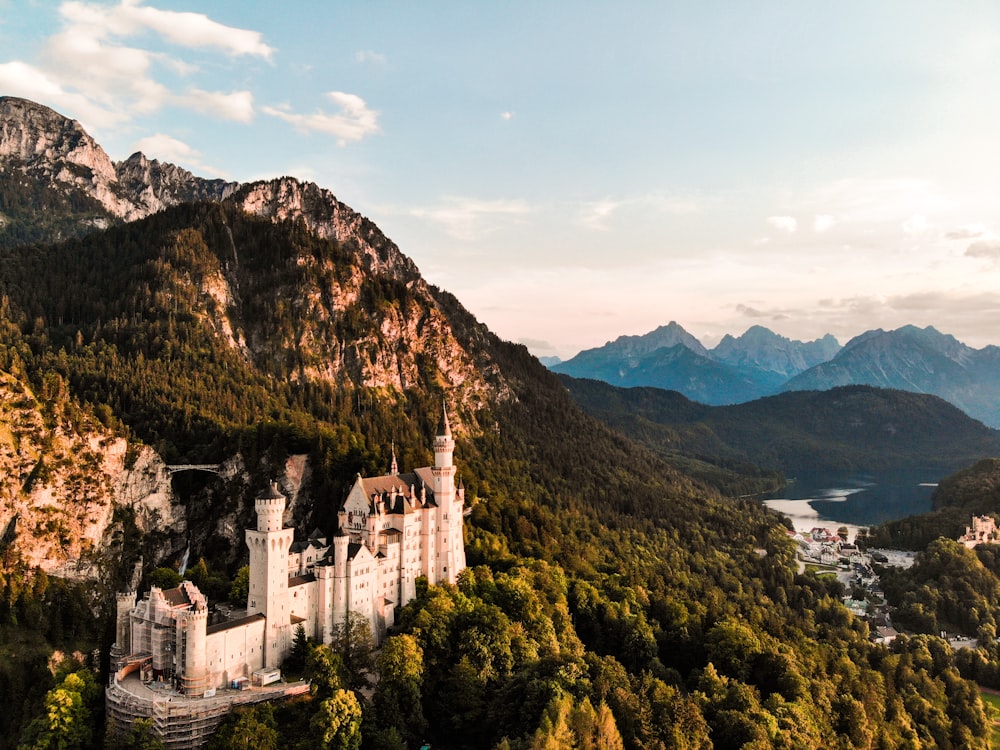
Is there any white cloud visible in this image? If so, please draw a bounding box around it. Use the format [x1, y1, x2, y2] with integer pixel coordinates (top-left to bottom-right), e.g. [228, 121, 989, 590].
[577, 192, 698, 232]
[181, 89, 254, 123]
[0, 1, 273, 135]
[132, 133, 227, 177]
[263, 91, 379, 145]
[355, 49, 387, 65]
[410, 197, 532, 241]
[579, 199, 622, 231]
[946, 224, 988, 240]
[767, 215, 798, 233]
[58, 0, 273, 59]
[813, 214, 835, 233]
[501, 111, 514, 120]
[116, 2, 275, 59]
[0, 60, 124, 127]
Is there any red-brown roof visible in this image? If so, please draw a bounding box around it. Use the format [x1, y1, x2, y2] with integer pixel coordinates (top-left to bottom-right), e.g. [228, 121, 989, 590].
[206, 613, 266, 636]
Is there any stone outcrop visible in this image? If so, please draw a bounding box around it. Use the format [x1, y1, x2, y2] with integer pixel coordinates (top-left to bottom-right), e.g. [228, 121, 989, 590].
[0, 96, 236, 221]
[0, 370, 179, 577]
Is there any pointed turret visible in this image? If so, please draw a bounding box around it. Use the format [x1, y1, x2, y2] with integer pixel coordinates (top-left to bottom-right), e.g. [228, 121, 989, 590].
[437, 401, 452, 438]
[434, 402, 455, 469]
[389, 442, 399, 476]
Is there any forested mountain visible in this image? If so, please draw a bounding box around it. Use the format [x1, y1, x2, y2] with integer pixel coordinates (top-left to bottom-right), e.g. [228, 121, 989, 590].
[561, 376, 1000, 485]
[554, 320, 1000, 429]
[785, 325, 1000, 429]
[0, 97, 993, 749]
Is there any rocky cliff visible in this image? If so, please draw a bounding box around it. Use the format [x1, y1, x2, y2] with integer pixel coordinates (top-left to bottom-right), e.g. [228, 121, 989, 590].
[0, 367, 179, 577]
[0, 96, 235, 221]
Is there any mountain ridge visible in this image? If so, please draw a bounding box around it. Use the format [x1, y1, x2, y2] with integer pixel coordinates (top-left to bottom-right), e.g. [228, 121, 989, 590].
[552, 320, 842, 405]
[554, 320, 1000, 427]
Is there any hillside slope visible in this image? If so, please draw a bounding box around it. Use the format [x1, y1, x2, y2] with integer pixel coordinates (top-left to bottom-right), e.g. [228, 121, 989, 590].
[786, 325, 1000, 428]
[562, 376, 1000, 475]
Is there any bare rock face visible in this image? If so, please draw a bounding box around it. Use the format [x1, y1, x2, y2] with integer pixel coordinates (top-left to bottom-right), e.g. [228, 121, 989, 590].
[0, 370, 179, 578]
[115, 151, 237, 218]
[234, 178, 418, 281]
[0, 96, 237, 221]
[0, 96, 131, 215]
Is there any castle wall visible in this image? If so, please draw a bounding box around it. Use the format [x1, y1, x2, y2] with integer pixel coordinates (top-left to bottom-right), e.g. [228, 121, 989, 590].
[347, 545, 378, 638]
[205, 618, 266, 688]
[289, 579, 318, 640]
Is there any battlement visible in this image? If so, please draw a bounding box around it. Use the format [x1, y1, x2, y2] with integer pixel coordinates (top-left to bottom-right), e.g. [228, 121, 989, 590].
[255, 483, 286, 532]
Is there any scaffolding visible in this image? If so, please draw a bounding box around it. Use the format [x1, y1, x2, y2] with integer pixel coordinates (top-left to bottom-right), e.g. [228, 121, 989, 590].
[106, 671, 309, 749]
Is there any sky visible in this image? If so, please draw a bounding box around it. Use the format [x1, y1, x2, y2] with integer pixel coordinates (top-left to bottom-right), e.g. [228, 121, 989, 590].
[2, 1, 1000, 359]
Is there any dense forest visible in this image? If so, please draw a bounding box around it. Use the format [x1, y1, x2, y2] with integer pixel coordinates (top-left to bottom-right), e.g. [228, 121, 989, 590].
[561, 376, 1000, 486]
[0, 197, 995, 749]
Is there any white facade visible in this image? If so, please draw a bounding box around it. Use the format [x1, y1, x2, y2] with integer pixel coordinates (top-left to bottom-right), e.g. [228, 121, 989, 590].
[959, 515, 998, 549]
[110, 406, 467, 697]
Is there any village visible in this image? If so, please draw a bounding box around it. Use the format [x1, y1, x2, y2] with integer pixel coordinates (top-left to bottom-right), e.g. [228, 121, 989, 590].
[785, 523, 985, 652]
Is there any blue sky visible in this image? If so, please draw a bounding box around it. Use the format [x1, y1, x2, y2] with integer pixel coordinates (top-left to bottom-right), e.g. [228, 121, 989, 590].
[2, 1, 1000, 358]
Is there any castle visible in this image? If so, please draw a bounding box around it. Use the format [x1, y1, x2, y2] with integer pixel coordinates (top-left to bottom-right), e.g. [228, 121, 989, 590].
[106, 407, 467, 747]
[958, 514, 998, 549]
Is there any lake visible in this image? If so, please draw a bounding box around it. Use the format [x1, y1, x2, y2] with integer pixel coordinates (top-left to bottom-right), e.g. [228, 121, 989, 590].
[762, 468, 944, 538]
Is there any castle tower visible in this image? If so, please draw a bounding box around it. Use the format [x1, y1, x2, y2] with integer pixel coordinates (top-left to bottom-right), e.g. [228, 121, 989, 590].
[245, 482, 295, 667]
[177, 606, 209, 695]
[431, 403, 456, 499]
[431, 402, 463, 584]
[331, 529, 350, 633]
[111, 590, 136, 663]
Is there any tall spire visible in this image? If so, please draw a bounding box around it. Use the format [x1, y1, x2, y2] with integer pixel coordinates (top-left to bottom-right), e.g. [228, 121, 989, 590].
[389, 441, 399, 475]
[438, 400, 452, 437]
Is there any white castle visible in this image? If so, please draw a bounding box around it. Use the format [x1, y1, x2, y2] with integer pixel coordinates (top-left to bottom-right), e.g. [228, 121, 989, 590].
[106, 407, 467, 746]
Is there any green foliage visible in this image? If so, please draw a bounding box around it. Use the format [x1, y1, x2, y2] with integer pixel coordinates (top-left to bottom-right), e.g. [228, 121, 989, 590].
[228, 565, 249, 605]
[311, 690, 362, 750]
[16, 667, 98, 750]
[0, 173, 114, 251]
[285, 624, 310, 675]
[105, 718, 164, 750]
[306, 644, 346, 701]
[562, 375, 1000, 479]
[882, 538, 1000, 635]
[145, 567, 181, 590]
[329, 612, 374, 691]
[208, 704, 278, 750]
[184, 557, 230, 602]
[369, 634, 427, 747]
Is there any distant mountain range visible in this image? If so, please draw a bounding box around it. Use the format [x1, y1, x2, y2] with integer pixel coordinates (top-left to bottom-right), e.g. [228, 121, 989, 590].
[561, 377, 1000, 479]
[551, 322, 1000, 428]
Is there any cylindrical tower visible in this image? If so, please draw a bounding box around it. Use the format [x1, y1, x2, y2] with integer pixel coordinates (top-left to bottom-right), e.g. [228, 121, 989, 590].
[245, 482, 294, 667]
[332, 530, 349, 633]
[178, 607, 209, 695]
[256, 481, 286, 531]
[112, 590, 136, 659]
